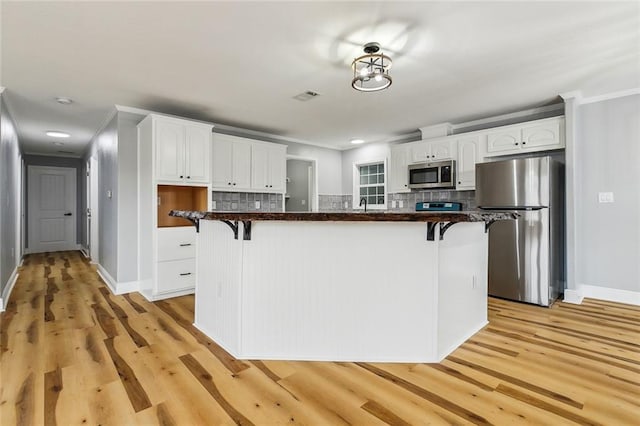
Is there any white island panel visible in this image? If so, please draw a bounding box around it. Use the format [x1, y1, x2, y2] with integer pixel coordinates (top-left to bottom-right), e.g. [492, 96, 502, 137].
[240, 221, 438, 362]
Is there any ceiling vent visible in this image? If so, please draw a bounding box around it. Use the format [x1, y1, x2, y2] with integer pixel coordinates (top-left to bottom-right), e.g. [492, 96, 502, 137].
[293, 91, 320, 101]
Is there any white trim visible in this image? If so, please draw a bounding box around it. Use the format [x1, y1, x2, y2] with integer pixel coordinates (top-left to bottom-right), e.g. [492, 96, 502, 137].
[450, 103, 564, 131]
[579, 284, 640, 306]
[96, 264, 140, 295]
[23, 151, 82, 159]
[352, 157, 388, 210]
[563, 289, 584, 305]
[559, 92, 579, 298]
[140, 287, 195, 302]
[0, 267, 20, 312]
[23, 243, 82, 255]
[580, 88, 640, 105]
[437, 321, 488, 362]
[286, 155, 319, 212]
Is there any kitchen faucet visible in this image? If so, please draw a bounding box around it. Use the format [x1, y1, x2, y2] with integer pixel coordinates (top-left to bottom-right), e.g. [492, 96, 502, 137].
[359, 197, 368, 212]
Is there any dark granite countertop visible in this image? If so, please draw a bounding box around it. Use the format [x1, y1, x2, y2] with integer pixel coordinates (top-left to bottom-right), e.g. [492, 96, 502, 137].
[169, 210, 518, 223]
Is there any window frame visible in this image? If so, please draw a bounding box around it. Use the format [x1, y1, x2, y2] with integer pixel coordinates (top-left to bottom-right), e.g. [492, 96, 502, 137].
[352, 158, 388, 210]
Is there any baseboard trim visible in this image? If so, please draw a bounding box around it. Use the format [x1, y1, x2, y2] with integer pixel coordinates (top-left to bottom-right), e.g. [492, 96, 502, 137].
[96, 264, 140, 295]
[437, 320, 488, 362]
[579, 284, 640, 306]
[140, 287, 194, 302]
[24, 244, 83, 255]
[563, 289, 584, 305]
[0, 266, 20, 312]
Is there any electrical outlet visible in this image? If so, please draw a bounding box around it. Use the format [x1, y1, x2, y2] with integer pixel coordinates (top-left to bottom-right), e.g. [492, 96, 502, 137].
[344, 201, 348, 208]
[255, 200, 261, 209]
[301, 199, 306, 205]
[399, 200, 404, 208]
[211, 200, 217, 210]
[598, 192, 614, 203]
[107, 190, 112, 199]
[391, 200, 396, 208]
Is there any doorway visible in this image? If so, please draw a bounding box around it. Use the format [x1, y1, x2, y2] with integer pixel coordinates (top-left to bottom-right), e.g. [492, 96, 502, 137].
[27, 165, 77, 253]
[285, 157, 317, 212]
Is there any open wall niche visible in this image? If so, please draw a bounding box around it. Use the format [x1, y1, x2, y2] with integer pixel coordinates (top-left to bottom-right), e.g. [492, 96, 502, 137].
[157, 185, 208, 227]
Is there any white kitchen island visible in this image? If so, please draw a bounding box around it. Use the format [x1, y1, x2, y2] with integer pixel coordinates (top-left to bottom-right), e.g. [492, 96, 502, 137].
[170, 210, 516, 363]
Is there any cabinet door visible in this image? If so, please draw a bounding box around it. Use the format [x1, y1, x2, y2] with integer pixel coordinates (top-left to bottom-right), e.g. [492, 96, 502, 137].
[521, 119, 562, 149]
[232, 140, 252, 189]
[185, 125, 211, 183]
[390, 144, 411, 192]
[457, 136, 480, 190]
[268, 145, 287, 192]
[410, 141, 431, 162]
[212, 137, 234, 189]
[430, 139, 455, 160]
[156, 120, 185, 182]
[251, 143, 269, 190]
[486, 127, 521, 154]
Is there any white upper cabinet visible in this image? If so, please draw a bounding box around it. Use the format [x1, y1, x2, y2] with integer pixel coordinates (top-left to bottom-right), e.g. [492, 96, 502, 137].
[485, 117, 564, 156]
[251, 142, 286, 192]
[212, 134, 285, 192]
[389, 143, 412, 193]
[212, 134, 252, 190]
[411, 138, 455, 163]
[155, 116, 211, 183]
[456, 135, 484, 191]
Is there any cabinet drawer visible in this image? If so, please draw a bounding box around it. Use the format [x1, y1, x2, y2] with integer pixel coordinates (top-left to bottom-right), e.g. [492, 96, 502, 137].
[157, 259, 196, 293]
[157, 227, 196, 261]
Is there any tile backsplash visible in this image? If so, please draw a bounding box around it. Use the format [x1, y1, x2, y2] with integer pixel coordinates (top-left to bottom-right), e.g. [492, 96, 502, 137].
[213, 190, 475, 212]
[318, 190, 476, 212]
[211, 191, 283, 212]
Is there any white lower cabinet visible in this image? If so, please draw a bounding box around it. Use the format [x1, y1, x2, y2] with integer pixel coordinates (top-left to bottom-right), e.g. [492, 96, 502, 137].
[155, 227, 197, 296]
[157, 259, 196, 294]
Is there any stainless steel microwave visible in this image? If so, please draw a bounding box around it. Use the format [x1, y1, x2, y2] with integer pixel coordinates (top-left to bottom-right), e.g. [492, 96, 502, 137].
[408, 160, 456, 189]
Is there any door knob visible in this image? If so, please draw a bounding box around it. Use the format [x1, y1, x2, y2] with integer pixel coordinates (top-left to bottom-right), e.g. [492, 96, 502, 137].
[64, 212, 73, 216]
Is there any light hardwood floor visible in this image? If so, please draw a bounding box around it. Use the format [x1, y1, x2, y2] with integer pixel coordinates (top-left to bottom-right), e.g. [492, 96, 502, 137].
[1, 251, 639, 425]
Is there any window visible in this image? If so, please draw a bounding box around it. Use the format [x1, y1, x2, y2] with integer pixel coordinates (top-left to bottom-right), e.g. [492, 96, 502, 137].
[354, 160, 386, 209]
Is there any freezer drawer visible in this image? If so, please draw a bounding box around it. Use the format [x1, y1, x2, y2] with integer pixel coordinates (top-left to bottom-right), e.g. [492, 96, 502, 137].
[488, 209, 551, 306]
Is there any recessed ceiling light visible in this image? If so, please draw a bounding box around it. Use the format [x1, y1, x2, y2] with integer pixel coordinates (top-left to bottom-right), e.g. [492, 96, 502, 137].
[350, 139, 365, 144]
[53, 141, 65, 146]
[46, 131, 70, 138]
[55, 97, 73, 105]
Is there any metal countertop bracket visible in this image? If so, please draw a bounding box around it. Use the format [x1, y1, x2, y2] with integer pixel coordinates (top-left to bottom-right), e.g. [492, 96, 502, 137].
[221, 220, 239, 239]
[242, 220, 252, 240]
[184, 217, 200, 233]
[485, 219, 498, 233]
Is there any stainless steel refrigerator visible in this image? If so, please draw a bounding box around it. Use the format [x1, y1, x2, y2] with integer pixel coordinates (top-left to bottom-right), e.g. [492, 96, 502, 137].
[476, 156, 564, 306]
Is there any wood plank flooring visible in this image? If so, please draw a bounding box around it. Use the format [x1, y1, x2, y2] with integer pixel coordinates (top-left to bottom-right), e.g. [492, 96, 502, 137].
[1, 251, 639, 425]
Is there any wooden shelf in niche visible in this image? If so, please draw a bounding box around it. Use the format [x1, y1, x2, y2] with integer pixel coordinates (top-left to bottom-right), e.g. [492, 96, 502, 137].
[157, 185, 208, 228]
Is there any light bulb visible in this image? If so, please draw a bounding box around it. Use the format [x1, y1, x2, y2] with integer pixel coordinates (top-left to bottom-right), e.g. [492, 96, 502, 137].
[374, 73, 383, 82]
[359, 67, 370, 77]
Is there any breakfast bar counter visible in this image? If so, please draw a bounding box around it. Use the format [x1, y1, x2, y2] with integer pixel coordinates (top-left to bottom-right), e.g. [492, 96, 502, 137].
[170, 210, 516, 363]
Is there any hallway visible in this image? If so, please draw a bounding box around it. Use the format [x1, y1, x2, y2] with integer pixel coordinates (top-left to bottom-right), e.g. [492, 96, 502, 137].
[1, 251, 639, 425]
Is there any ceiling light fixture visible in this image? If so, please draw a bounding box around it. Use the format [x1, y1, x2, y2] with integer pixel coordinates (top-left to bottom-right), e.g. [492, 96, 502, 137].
[46, 131, 70, 138]
[55, 97, 73, 105]
[350, 139, 365, 145]
[351, 42, 392, 92]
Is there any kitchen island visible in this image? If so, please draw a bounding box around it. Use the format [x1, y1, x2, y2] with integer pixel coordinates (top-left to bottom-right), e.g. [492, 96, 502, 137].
[170, 210, 516, 362]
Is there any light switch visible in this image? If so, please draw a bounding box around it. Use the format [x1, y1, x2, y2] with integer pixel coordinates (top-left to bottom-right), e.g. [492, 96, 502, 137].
[301, 199, 306, 205]
[391, 200, 397, 208]
[107, 190, 112, 199]
[255, 201, 261, 209]
[399, 200, 404, 208]
[598, 192, 614, 203]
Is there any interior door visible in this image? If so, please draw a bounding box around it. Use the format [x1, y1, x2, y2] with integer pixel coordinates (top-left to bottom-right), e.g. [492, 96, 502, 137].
[28, 166, 77, 253]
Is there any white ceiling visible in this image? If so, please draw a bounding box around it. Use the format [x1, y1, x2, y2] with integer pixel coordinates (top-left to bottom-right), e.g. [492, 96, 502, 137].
[2, 1, 639, 155]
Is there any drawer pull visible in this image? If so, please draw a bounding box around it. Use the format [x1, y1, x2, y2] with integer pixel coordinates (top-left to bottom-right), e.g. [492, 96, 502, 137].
[179, 243, 192, 247]
[179, 272, 192, 276]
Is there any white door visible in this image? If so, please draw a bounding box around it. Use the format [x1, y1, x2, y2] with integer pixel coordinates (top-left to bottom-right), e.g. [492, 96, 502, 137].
[251, 143, 269, 190]
[89, 156, 99, 262]
[232, 140, 252, 189]
[212, 136, 234, 188]
[28, 166, 77, 253]
[155, 120, 185, 182]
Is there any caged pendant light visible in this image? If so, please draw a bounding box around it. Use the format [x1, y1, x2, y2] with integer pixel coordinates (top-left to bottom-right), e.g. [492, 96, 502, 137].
[351, 42, 393, 92]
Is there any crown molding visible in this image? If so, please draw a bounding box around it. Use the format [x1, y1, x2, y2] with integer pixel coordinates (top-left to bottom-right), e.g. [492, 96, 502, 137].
[450, 103, 565, 131]
[580, 88, 640, 105]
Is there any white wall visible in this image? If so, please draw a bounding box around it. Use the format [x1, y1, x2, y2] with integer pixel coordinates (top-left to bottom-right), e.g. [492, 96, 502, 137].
[84, 110, 144, 284]
[0, 93, 23, 307]
[341, 142, 391, 195]
[279, 141, 342, 195]
[285, 159, 310, 211]
[575, 94, 640, 295]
